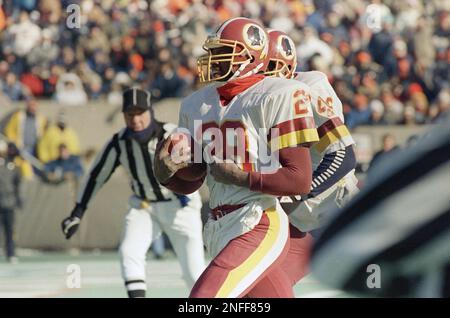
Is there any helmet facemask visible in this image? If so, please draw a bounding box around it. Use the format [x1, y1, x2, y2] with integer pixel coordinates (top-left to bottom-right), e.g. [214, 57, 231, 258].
[265, 59, 294, 78]
[197, 37, 255, 83]
[265, 32, 297, 79]
[197, 20, 269, 83]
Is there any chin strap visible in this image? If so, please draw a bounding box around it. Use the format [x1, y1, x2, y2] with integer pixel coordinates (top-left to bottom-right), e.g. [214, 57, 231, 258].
[229, 59, 265, 81]
[229, 60, 250, 80]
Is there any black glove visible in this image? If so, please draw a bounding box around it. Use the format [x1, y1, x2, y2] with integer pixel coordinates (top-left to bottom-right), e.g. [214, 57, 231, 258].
[61, 205, 85, 239]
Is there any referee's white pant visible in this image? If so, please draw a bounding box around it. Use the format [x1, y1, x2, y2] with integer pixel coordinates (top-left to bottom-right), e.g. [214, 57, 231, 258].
[119, 192, 205, 296]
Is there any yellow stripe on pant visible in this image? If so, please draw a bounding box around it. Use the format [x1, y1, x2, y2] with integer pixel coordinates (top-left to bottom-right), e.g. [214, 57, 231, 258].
[215, 208, 281, 298]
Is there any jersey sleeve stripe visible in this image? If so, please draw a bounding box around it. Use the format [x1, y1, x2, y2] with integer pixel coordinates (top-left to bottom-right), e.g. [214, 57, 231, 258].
[270, 128, 319, 152]
[267, 116, 316, 142]
[317, 117, 344, 138]
[314, 125, 352, 153]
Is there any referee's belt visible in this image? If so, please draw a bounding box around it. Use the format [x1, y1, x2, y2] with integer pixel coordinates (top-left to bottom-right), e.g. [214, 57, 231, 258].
[138, 197, 172, 209]
[211, 204, 246, 220]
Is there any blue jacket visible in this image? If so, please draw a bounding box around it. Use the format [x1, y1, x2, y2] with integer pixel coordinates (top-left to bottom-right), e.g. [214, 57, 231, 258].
[44, 155, 84, 178]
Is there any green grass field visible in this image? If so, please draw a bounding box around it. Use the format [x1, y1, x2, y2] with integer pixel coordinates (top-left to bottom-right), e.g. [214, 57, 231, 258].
[0, 251, 347, 298]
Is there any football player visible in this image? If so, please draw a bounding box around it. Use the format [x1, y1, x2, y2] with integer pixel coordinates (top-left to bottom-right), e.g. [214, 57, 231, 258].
[154, 17, 319, 298]
[264, 29, 359, 285]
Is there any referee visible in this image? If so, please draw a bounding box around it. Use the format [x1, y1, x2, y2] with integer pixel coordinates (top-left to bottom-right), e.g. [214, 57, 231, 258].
[61, 87, 205, 298]
[311, 115, 450, 297]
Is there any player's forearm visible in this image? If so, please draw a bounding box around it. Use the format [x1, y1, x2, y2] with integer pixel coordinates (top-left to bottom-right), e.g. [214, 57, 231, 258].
[309, 145, 356, 198]
[249, 147, 312, 196]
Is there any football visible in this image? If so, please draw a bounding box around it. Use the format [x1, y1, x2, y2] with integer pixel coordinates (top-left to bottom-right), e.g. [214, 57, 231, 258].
[168, 133, 206, 181]
[176, 163, 207, 181]
[167, 132, 191, 154]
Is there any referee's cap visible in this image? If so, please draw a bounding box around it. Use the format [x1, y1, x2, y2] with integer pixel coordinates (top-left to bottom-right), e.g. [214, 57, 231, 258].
[122, 87, 152, 113]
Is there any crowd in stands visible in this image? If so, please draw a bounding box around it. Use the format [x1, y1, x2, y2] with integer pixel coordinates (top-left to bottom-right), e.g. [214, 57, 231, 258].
[0, 0, 448, 128]
[0, 0, 448, 184]
[1, 98, 83, 182]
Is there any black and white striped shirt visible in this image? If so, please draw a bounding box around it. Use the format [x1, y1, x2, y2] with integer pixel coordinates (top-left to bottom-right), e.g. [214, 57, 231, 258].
[76, 121, 177, 210]
[311, 116, 450, 297]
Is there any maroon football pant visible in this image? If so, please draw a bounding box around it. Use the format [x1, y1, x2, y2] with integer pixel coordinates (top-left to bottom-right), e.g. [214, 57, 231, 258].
[190, 208, 293, 298]
[281, 223, 313, 286]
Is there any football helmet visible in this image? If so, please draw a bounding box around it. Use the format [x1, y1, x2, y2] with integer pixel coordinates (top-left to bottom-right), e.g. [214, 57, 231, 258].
[197, 17, 269, 83]
[264, 29, 297, 79]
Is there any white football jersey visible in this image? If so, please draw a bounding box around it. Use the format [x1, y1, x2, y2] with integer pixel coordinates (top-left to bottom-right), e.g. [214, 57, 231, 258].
[283, 71, 358, 232]
[179, 77, 319, 208]
[294, 71, 355, 169]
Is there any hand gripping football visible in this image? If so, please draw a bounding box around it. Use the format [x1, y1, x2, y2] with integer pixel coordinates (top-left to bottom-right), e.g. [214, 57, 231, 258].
[168, 132, 206, 181]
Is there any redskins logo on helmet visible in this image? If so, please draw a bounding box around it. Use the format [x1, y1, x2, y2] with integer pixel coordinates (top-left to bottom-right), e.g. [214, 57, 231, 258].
[197, 17, 269, 83]
[243, 24, 266, 50]
[264, 29, 297, 79]
[279, 36, 294, 60]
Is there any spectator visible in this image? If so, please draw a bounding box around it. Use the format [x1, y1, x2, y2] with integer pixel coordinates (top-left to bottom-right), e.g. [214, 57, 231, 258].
[44, 143, 84, 184]
[380, 84, 404, 124]
[0, 61, 9, 81]
[107, 72, 132, 106]
[433, 10, 450, 52]
[413, 16, 436, 72]
[430, 89, 450, 123]
[2, 142, 33, 181]
[409, 90, 429, 124]
[297, 26, 333, 69]
[1, 72, 28, 101]
[394, 0, 422, 32]
[78, 26, 110, 58]
[54, 73, 88, 106]
[20, 66, 45, 97]
[431, 47, 450, 93]
[4, 10, 41, 58]
[150, 62, 186, 101]
[39, 0, 61, 25]
[0, 140, 22, 264]
[3, 97, 48, 178]
[37, 111, 81, 163]
[369, 99, 387, 125]
[345, 93, 372, 129]
[368, 15, 394, 66]
[56, 46, 77, 72]
[369, 133, 400, 170]
[360, 0, 393, 35]
[87, 75, 103, 100]
[354, 50, 382, 81]
[402, 105, 418, 126]
[26, 28, 59, 72]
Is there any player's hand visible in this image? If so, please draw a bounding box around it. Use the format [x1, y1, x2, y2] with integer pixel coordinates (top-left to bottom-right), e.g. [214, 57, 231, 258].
[209, 159, 249, 187]
[154, 136, 191, 184]
[280, 196, 302, 215]
[61, 216, 81, 239]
